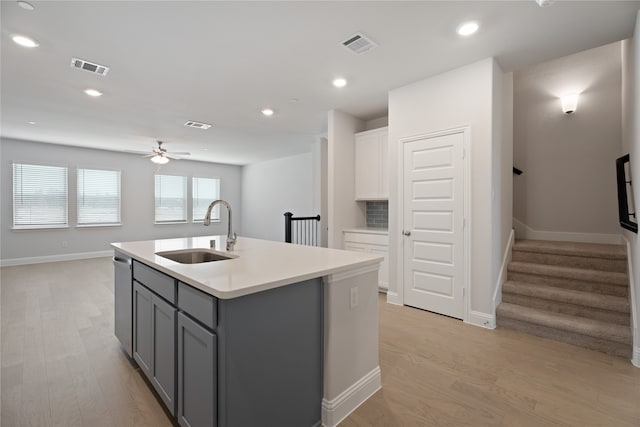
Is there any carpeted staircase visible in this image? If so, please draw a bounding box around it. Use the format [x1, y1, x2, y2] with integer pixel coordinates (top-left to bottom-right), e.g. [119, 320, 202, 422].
[497, 239, 632, 358]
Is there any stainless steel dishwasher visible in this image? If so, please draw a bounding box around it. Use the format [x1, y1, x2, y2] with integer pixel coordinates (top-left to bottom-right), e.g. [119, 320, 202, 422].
[113, 251, 133, 357]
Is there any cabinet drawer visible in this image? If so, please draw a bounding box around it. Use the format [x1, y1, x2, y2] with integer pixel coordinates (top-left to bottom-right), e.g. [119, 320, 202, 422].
[133, 261, 177, 304]
[178, 282, 217, 330]
[344, 242, 367, 253]
[343, 232, 389, 246]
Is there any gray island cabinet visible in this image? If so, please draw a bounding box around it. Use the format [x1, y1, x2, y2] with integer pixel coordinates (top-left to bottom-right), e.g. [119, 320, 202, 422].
[113, 236, 382, 427]
[128, 258, 322, 427]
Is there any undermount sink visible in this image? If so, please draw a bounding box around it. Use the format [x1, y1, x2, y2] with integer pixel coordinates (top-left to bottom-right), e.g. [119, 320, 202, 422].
[156, 249, 236, 264]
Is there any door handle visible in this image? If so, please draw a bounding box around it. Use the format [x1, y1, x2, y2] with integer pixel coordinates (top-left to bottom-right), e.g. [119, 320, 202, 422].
[403, 230, 411, 236]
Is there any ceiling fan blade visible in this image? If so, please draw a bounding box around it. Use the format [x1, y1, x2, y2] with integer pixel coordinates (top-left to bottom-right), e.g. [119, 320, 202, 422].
[122, 149, 153, 155]
[170, 151, 191, 155]
[166, 154, 181, 160]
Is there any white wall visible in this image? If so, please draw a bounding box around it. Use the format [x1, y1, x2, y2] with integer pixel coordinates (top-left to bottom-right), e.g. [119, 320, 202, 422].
[494, 69, 514, 304]
[365, 116, 388, 131]
[317, 138, 329, 247]
[513, 42, 622, 239]
[388, 58, 503, 321]
[241, 152, 315, 242]
[0, 138, 241, 263]
[621, 11, 640, 366]
[327, 110, 365, 249]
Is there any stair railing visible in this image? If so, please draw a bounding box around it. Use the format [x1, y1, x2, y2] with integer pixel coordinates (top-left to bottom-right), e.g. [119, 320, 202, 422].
[284, 212, 321, 246]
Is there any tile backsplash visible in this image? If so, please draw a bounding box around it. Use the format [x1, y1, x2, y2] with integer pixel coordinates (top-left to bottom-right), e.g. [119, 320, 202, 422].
[366, 201, 388, 229]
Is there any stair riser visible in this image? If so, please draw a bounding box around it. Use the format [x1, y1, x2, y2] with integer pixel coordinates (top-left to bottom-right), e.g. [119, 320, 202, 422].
[512, 251, 626, 273]
[502, 293, 631, 326]
[507, 271, 628, 297]
[498, 317, 631, 358]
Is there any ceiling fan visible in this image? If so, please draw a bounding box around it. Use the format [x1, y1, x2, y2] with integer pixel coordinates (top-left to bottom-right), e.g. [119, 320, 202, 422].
[144, 141, 191, 164]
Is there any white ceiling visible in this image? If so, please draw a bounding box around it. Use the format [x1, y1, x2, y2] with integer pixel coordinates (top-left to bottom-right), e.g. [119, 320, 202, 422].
[1, 1, 638, 165]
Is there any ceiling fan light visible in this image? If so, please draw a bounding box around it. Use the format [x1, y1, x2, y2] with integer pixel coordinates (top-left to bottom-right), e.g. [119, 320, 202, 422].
[151, 154, 169, 164]
[535, 0, 556, 7]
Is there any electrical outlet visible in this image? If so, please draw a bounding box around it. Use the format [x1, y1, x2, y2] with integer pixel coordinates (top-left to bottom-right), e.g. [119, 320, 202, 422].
[350, 287, 358, 309]
[61, 241, 68, 248]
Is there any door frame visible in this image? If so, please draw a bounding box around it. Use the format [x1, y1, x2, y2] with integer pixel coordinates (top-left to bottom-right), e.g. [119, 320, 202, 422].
[396, 126, 471, 322]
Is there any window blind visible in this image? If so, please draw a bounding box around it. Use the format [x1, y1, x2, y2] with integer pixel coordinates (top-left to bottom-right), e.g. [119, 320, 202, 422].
[77, 168, 121, 225]
[155, 174, 187, 223]
[192, 177, 221, 222]
[13, 163, 68, 228]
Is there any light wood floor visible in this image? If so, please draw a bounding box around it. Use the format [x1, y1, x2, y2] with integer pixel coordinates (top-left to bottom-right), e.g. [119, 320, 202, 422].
[2, 257, 639, 427]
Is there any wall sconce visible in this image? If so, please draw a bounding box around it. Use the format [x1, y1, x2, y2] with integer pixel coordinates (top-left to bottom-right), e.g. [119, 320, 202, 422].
[561, 93, 579, 114]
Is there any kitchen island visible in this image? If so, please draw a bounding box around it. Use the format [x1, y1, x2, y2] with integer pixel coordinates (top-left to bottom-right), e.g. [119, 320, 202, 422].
[112, 235, 382, 427]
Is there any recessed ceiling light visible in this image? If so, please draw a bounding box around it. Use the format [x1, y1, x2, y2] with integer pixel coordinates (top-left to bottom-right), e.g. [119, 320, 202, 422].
[17, 1, 35, 10]
[332, 78, 347, 88]
[27, 121, 36, 125]
[457, 21, 479, 36]
[12, 34, 38, 48]
[84, 88, 103, 97]
[261, 108, 274, 116]
[204, 148, 209, 151]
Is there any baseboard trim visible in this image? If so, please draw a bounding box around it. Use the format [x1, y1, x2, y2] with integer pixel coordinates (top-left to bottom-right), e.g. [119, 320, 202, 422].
[493, 230, 515, 312]
[386, 291, 402, 305]
[466, 310, 496, 329]
[0, 250, 113, 267]
[512, 218, 622, 245]
[633, 347, 640, 368]
[322, 366, 381, 427]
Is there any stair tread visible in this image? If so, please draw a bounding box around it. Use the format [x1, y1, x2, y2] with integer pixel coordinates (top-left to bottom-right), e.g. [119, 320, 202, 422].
[508, 261, 628, 285]
[497, 302, 632, 345]
[513, 239, 626, 260]
[503, 281, 630, 313]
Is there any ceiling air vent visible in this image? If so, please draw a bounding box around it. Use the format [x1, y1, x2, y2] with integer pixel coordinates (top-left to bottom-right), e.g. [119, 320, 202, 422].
[184, 120, 212, 130]
[341, 32, 377, 54]
[70, 58, 109, 76]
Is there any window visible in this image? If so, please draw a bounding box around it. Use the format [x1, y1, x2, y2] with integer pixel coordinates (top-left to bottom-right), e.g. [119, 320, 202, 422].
[155, 174, 187, 223]
[77, 168, 121, 226]
[13, 163, 68, 228]
[192, 177, 221, 222]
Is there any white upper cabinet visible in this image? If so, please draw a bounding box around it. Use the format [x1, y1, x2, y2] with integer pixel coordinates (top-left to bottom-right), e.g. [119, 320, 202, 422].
[354, 127, 389, 200]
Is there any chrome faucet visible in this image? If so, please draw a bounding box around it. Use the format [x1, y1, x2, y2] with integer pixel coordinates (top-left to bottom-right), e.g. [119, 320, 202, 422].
[204, 199, 237, 251]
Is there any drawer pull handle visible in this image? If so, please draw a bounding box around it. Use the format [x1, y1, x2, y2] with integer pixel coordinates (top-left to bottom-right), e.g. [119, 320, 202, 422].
[403, 231, 411, 236]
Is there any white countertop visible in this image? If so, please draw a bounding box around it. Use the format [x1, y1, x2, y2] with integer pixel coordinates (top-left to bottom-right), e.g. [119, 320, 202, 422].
[343, 227, 389, 235]
[112, 235, 382, 299]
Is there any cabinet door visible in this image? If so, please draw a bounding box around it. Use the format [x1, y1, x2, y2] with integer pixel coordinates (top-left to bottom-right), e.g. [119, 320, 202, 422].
[355, 133, 381, 200]
[151, 295, 177, 416]
[133, 281, 152, 378]
[178, 313, 216, 427]
[380, 132, 389, 198]
[370, 244, 389, 290]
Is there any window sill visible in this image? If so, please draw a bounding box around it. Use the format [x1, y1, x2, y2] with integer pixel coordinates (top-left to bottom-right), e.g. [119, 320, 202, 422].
[192, 219, 221, 224]
[155, 221, 188, 225]
[12, 225, 69, 231]
[76, 223, 122, 229]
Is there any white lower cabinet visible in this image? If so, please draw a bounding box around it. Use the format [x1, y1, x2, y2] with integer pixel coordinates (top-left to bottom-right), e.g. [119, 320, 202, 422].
[343, 230, 389, 291]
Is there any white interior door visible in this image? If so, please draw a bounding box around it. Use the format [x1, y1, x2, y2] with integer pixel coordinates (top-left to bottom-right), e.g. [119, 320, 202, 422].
[402, 130, 465, 319]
